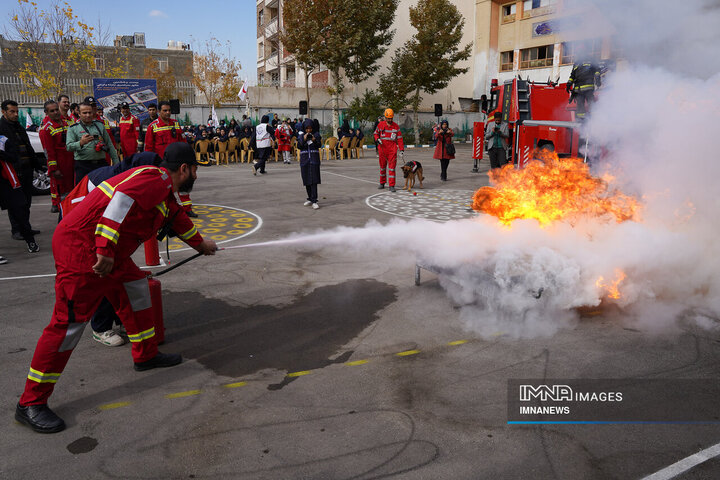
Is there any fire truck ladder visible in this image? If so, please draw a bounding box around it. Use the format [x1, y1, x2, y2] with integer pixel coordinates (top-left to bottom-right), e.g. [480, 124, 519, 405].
[517, 80, 531, 122]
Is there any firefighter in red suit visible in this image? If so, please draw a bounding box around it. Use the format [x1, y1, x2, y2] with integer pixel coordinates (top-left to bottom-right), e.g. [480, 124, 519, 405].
[373, 108, 405, 192]
[145, 101, 196, 217]
[39, 100, 75, 211]
[15, 142, 218, 434]
[118, 102, 140, 159]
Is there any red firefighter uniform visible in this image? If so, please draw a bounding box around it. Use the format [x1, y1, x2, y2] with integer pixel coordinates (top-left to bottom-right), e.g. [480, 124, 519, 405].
[20, 165, 203, 406]
[119, 113, 140, 159]
[373, 120, 405, 187]
[144, 118, 192, 212]
[39, 118, 75, 207]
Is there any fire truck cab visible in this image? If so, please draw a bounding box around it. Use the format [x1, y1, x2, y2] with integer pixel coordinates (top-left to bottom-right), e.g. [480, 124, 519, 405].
[487, 77, 584, 168]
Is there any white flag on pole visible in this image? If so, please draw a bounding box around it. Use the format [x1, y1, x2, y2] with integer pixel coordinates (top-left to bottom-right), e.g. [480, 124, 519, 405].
[211, 105, 219, 128]
[25, 112, 33, 129]
[238, 78, 248, 101]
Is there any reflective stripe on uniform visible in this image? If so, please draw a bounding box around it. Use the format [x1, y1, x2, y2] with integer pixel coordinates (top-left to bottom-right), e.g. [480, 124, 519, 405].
[27, 367, 62, 384]
[178, 225, 198, 240]
[59, 322, 88, 352]
[128, 326, 155, 343]
[155, 202, 169, 217]
[123, 277, 152, 312]
[95, 224, 120, 243]
[97, 181, 113, 198]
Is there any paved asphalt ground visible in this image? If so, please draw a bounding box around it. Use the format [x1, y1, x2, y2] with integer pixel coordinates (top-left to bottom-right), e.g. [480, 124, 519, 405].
[2, 145, 720, 479]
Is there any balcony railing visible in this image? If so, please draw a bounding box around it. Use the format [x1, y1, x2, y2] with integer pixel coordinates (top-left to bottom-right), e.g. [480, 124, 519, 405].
[264, 18, 278, 38]
[266, 53, 279, 71]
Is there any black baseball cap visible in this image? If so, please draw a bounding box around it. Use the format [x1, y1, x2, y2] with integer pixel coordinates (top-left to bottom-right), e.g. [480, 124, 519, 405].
[83, 96, 96, 105]
[162, 142, 198, 168]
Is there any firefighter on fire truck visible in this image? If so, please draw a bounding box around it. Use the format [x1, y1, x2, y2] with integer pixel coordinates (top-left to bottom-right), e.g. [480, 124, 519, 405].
[566, 58, 602, 121]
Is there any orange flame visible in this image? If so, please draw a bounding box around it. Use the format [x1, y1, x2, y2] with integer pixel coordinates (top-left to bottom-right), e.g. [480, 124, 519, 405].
[472, 151, 641, 226]
[596, 269, 627, 300]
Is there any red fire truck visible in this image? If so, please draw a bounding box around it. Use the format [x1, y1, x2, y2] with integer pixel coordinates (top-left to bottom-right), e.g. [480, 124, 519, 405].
[485, 77, 587, 168]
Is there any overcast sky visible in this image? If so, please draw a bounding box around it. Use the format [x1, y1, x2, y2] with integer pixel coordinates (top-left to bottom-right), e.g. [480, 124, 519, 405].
[1, 0, 258, 83]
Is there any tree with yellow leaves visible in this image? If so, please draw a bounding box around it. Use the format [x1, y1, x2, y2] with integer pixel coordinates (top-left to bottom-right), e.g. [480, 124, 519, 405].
[2, 0, 113, 99]
[192, 37, 241, 108]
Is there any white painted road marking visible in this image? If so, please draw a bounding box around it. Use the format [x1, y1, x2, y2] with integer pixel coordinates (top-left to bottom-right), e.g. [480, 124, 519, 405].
[641, 441, 720, 480]
[323, 171, 378, 184]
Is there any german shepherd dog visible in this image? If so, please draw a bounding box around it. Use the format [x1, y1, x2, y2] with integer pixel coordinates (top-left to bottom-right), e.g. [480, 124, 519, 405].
[401, 161, 424, 191]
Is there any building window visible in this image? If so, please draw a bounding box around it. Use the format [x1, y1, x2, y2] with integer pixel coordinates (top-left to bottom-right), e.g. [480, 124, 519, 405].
[157, 57, 168, 73]
[520, 45, 554, 69]
[561, 39, 602, 65]
[522, 0, 556, 17]
[258, 73, 265, 85]
[258, 9, 264, 27]
[502, 3, 516, 23]
[500, 51, 514, 72]
[270, 72, 280, 86]
[93, 57, 105, 71]
[258, 41, 264, 59]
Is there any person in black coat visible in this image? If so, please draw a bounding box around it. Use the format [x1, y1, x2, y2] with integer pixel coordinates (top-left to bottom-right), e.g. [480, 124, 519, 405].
[0, 100, 39, 248]
[298, 118, 321, 209]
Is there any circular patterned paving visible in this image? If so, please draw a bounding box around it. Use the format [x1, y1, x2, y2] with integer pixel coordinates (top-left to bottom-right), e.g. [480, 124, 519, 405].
[366, 189, 479, 222]
[166, 204, 262, 251]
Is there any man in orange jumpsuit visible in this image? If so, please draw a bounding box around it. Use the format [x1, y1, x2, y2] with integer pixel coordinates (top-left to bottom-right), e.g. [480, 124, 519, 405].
[145, 101, 196, 217]
[39, 100, 74, 212]
[373, 108, 405, 192]
[118, 102, 140, 160]
[14, 142, 217, 433]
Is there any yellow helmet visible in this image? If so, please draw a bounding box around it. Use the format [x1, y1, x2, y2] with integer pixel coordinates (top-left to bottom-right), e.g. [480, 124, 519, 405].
[384, 108, 394, 119]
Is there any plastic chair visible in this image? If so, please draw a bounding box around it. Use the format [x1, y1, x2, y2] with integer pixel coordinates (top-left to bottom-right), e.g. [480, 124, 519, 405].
[239, 138, 253, 164]
[338, 136, 352, 159]
[215, 139, 229, 165]
[353, 137, 364, 158]
[227, 137, 239, 163]
[194, 139, 211, 165]
[322, 137, 338, 161]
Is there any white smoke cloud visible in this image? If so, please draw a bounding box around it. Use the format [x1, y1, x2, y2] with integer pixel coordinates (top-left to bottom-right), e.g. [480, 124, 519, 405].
[243, 0, 720, 338]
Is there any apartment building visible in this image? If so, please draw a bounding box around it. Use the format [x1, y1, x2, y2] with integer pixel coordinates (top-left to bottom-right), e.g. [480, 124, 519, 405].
[474, 0, 619, 93]
[255, 0, 618, 112]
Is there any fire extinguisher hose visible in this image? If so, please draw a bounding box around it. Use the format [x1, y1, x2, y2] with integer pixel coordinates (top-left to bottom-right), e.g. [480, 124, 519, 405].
[151, 252, 203, 277]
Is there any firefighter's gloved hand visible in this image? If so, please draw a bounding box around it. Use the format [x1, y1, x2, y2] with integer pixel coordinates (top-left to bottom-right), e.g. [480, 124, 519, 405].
[566, 84, 571, 93]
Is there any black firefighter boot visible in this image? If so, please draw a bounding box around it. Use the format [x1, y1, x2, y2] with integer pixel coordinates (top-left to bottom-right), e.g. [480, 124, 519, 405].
[15, 403, 66, 433]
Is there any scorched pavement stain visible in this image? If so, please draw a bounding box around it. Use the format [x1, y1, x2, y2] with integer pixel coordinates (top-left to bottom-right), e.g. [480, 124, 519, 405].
[161, 279, 397, 384]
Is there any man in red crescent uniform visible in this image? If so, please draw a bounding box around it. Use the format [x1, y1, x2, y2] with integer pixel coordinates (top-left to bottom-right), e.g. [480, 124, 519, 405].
[373, 108, 405, 192]
[39, 100, 75, 212]
[118, 102, 140, 160]
[14, 142, 217, 434]
[144, 100, 196, 217]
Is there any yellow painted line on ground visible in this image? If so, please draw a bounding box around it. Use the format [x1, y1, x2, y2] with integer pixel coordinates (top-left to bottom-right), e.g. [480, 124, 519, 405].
[287, 370, 312, 377]
[98, 401, 132, 411]
[165, 389, 202, 399]
[345, 359, 370, 366]
[448, 340, 468, 346]
[396, 349, 421, 357]
[223, 381, 248, 388]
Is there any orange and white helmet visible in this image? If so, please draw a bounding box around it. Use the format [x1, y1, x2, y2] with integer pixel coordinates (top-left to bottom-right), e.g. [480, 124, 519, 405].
[384, 108, 394, 119]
